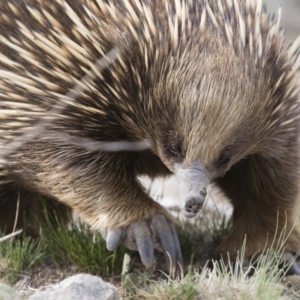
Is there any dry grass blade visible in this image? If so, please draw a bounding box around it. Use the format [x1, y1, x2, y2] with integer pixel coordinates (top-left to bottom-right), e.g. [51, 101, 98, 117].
[0, 230, 23, 243]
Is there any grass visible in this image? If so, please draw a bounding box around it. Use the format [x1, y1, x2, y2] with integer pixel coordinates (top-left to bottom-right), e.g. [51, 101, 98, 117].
[40, 215, 128, 275]
[124, 244, 300, 300]
[1, 190, 300, 299]
[0, 233, 46, 283]
[0, 212, 128, 284]
[121, 189, 300, 299]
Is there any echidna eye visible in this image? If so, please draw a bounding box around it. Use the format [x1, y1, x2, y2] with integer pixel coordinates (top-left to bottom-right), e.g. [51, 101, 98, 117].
[166, 144, 180, 157]
[217, 152, 231, 168]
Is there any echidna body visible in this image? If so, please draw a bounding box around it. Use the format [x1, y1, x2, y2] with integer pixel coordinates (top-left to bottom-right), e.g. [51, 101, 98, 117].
[0, 0, 300, 269]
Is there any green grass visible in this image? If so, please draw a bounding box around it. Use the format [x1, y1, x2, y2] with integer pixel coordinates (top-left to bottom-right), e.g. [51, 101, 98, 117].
[121, 191, 300, 299]
[40, 216, 128, 275]
[0, 234, 46, 283]
[125, 271, 197, 300]
[1, 191, 300, 299]
[0, 213, 129, 283]
[123, 244, 300, 300]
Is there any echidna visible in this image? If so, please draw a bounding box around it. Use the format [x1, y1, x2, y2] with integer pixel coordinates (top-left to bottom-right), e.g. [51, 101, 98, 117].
[0, 0, 300, 272]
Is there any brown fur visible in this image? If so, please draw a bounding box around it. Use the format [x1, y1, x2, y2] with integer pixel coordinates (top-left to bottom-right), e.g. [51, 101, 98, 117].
[0, 0, 300, 262]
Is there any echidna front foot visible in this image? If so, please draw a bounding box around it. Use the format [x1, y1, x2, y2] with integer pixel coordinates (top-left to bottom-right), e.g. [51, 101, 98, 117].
[101, 214, 183, 271]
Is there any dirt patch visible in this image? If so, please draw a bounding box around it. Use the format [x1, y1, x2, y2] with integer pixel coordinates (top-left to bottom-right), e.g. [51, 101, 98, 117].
[13, 262, 77, 298]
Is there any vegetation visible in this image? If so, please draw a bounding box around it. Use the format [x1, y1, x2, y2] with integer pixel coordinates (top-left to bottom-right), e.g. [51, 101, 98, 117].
[0, 214, 128, 284]
[0, 196, 300, 299]
[121, 202, 300, 300]
[0, 234, 46, 282]
[123, 244, 300, 300]
[41, 216, 127, 275]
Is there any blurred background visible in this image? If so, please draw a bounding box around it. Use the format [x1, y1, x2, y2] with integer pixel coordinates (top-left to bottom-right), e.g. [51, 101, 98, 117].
[265, 0, 300, 41]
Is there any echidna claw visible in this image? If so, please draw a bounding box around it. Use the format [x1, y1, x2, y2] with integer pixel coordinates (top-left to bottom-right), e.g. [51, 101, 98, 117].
[102, 214, 183, 271]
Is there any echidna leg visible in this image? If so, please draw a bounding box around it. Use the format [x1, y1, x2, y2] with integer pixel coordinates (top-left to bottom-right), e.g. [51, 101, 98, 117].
[0, 179, 69, 237]
[215, 154, 300, 274]
[95, 179, 183, 270]
[17, 147, 182, 270]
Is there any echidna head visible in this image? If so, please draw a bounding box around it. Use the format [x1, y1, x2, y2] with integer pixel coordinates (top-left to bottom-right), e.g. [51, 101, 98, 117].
[118, 0, 299, 218]
[149, 40, 273, 218]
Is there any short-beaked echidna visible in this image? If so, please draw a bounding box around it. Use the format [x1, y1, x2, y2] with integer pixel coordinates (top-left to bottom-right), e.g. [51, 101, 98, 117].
[0, 0, 300, 271]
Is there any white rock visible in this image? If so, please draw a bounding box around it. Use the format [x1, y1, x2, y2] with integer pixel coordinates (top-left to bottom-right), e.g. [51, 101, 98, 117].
[28, 274, 119, 300]
[0, 283, 17, 300]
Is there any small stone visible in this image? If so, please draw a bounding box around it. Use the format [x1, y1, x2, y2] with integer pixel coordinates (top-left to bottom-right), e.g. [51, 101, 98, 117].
[0, 283, 17, 300]
[28, 274, 119, 300]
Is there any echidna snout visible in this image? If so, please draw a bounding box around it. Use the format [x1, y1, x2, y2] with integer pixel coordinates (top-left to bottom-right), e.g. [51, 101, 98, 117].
[183, 195, 206, 218]
[176, 163, 209, 218]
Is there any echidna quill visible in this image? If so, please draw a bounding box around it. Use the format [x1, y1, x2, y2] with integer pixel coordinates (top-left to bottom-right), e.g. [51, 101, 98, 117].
[0, 0, 300, 273]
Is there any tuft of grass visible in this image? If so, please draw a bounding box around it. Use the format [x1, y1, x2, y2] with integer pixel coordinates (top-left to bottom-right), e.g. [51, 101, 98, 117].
[125, 244, 300, 300]
[122, 263, 197, 300]
[0, 234, 46, 283]
[128, 273, 197, 300]
[40, 214, 128, 275]
[195, 245, 294, 300]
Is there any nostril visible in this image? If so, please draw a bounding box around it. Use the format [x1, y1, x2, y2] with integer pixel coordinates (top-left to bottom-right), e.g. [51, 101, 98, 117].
[184, 197, 204, 214]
